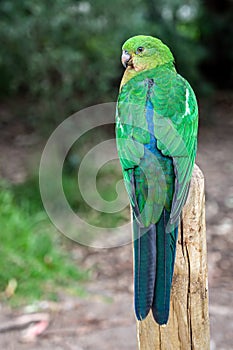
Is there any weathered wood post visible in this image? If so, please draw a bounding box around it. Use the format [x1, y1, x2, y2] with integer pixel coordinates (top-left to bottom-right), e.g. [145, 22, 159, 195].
[137, 165, 210, 350]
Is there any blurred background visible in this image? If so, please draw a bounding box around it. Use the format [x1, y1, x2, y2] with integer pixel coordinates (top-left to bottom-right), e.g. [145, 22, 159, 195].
[0, 0, 232, 349]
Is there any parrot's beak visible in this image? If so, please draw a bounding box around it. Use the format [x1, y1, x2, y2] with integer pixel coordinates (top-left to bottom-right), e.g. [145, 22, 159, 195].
[121, 51, 133, 68]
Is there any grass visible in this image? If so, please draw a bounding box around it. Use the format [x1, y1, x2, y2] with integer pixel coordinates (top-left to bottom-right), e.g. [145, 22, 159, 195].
[0, 178, 89, 306]
[0, 127, 130, 306]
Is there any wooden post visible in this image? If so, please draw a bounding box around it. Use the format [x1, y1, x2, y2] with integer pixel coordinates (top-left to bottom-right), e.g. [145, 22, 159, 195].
[137, 165, 210, 350]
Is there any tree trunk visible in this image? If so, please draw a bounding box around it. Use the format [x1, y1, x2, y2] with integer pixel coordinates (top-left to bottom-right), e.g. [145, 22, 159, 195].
[137, 165, 210, 350]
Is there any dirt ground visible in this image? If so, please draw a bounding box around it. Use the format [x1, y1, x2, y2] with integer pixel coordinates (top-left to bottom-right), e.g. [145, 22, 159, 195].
[0, 94, 233, 349]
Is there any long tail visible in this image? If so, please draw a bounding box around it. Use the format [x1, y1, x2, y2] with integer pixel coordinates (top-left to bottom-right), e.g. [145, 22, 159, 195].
[133, 213, 156, 320]
[133, 209, 178, 325]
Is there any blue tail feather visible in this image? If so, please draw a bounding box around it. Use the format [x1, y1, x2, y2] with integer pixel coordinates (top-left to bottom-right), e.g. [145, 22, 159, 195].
[133, 213, 156, 320]
[152, 209, 178, 324]
[133, 210, 178, 325]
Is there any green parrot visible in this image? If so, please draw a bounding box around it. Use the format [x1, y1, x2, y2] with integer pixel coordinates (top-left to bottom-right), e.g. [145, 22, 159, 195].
[115, 35, 198, 325]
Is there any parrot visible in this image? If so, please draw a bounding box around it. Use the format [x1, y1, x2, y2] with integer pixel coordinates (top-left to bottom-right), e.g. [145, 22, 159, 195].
[115, 35, 198, 325]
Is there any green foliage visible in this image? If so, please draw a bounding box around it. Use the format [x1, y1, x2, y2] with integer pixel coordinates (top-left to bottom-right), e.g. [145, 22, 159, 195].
[0, 0, 142, 130]
[0, 0, 210, 131]
[0, 179, 88, 305]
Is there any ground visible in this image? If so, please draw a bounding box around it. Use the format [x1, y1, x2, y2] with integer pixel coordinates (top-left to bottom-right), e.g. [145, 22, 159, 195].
[0, 93, 233, 349]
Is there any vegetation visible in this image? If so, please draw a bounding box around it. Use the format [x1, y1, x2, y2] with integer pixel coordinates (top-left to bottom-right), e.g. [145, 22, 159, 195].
[1, 0, 232, 131]
[0, 179, 89, 305]
[0, 147, 128, 305]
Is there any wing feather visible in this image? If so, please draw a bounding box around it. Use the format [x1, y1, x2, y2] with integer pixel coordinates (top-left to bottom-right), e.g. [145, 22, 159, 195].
[150, 70, 198, 227]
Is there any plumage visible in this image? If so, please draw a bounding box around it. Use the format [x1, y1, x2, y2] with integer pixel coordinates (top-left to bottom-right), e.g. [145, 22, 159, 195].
[116, 35, 198, 325]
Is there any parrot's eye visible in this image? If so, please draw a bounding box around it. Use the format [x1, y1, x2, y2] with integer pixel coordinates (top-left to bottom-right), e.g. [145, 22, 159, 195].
[136, 47, 144, 54]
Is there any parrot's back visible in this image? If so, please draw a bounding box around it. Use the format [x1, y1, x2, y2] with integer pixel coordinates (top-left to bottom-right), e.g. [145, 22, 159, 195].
[131, 93, 179, 324]
[116, 52, 198, 325]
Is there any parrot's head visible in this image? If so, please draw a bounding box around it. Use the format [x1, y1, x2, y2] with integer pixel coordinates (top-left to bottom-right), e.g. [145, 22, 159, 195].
[121, 35, 174, 73]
